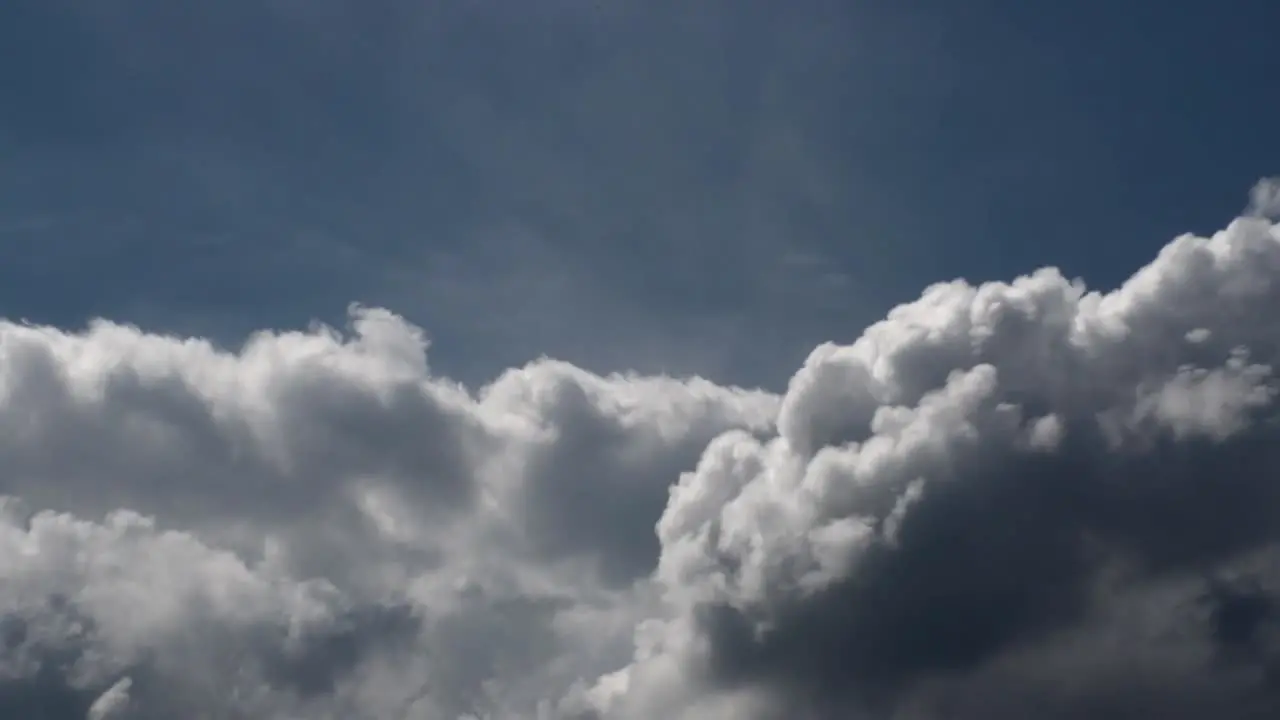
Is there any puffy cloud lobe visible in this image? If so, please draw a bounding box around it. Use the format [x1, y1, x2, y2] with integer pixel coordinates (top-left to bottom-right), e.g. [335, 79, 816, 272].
[480, 361, 776, 583]
[593, 212, 1280, 718]
[86, 678, 131, 720]
[0, 501, 343, 719]
[0, 307, 480, 538]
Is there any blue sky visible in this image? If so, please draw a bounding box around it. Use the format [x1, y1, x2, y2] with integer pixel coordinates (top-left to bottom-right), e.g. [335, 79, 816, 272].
[1, 0, 1276, 388]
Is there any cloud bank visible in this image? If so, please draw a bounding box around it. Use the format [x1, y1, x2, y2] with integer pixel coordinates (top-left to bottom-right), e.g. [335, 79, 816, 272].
[6, 182, 1280, 719]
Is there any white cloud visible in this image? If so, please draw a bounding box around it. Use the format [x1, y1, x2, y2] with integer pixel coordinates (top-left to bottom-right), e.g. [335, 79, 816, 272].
[86, 677, 131, 720]
[0, 304, 775, 719]
[3, 194, 1280, 719]
[592, 212, 1280, 718]
[1248, 176, 1280, 220]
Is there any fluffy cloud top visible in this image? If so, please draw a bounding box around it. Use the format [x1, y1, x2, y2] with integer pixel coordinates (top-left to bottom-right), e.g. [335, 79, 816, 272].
[6, 182, 1280, 719]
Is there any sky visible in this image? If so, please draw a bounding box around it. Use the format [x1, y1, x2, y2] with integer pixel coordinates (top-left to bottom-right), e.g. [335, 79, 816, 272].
[3, 1, 1280, 719]
[3, 0, 1276, 387]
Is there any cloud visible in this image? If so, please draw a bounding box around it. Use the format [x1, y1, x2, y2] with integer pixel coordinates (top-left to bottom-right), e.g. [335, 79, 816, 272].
[4, 188, 1280, 719]
[1248, 177, 1280, 220]
[589, 211, 1280, 719]
[86, 677, 131, 720]
[0, 303, 775, 719]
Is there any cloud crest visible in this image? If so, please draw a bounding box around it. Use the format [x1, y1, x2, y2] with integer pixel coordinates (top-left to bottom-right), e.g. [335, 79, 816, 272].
[5, 195, 1280, 719]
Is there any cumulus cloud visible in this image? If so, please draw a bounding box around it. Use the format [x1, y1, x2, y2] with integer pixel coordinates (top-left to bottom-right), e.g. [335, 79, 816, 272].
[5, 188, 1280, 719]
[589, 210, 1280, 718]
[0, 303, 775, 719]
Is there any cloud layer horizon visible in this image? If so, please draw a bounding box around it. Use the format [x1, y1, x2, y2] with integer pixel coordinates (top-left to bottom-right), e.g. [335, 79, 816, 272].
[5, 181, 1280, 719]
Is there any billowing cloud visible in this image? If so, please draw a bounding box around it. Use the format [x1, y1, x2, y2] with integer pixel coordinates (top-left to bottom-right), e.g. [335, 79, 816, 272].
[5, 184, 1280, 719]
[586, 194, 1280, 719]
[0, 303, 775, 719]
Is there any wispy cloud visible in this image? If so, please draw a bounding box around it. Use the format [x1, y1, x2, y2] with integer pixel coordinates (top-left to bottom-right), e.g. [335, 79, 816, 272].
[1248, 177, 1280, 220]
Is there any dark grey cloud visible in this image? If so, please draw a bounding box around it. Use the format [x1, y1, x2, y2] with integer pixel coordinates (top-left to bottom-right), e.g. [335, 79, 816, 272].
[0, 598, 103, 720]
[695, 426, 1280, 718]
[261, 603, 422, 700]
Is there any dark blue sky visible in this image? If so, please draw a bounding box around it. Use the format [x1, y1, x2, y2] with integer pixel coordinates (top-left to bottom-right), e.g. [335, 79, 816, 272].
[1, 0, 1276, 387]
